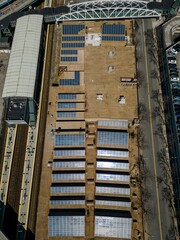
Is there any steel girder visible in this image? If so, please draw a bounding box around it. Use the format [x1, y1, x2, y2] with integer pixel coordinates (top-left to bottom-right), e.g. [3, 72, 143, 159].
[56, 0, 161, 22]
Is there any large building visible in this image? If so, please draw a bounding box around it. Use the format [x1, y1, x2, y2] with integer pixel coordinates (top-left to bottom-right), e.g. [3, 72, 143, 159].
[36, 20, 141, 239]
[0, 1, 165, 239]
[2, 0, 180, 238]
[2, 14, 43, 125]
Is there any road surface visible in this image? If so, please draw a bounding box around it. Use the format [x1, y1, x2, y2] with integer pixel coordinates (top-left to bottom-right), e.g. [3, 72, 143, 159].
[136, 18, 175, 240]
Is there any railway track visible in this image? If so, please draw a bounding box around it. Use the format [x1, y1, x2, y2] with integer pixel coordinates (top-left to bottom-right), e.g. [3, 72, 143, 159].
[0, 0, 39, 21]
[0, 126, 17, 205]
[16, 6, 54, 240]
[2, 125, 28, 239]
[0, 0, 55, 238]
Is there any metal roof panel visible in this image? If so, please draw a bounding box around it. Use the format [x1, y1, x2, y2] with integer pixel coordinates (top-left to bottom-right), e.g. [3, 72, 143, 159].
[2, 14, 43, 98]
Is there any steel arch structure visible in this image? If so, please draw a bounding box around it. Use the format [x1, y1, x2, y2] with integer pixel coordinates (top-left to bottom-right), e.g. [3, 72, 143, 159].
[56, 0, 161, 22]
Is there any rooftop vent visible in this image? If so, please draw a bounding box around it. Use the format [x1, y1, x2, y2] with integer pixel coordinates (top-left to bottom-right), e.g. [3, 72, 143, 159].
[118, 95, 125, 104]
[96, 94, 103, 101]
[108, 66, 114, 72]
[108, 51, 115, 57]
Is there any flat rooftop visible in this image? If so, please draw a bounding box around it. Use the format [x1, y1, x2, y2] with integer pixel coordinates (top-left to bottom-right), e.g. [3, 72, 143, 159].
[36, 20, 141, 240]
[84, 42, 137, 120]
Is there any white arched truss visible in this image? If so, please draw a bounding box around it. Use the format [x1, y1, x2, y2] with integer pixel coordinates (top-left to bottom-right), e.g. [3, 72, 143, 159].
[56, 0, 161, 22]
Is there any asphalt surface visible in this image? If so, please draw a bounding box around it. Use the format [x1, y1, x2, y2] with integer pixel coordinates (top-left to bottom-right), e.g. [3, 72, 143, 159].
[136, 18, 175, 240]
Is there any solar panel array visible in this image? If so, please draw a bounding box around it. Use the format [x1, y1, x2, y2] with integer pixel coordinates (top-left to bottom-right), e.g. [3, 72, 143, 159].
[57, 111, 76, 118]
[102, 24, 125, 35]
[58, 102, 76, 109]
[58, 93, 77, 99]
[96, 173, 129, 182]
[50, 23, 86, 237]
[62, 43, 85, 48]
[60, 71, 80, 86]
[60, 24, 85, 106]
[52, 173, 85, 181]
[51, 186, 85, 193]
[53, 161, 85, 169]
[52, 22, 131, 237]
[50, 199, 85, 205]
[95, 121, 131, 232]
[48, 216, 85, 236]
[61, 57, 78, 62]
[98, 119, 128, 128]
[95, 216, 131, 239]
[62, 36, 85, 41]
[97, 149, 129, 158]
[97, 130, 128, 146]
[96, 161, 129, 169]
[96, 186, 130, 195]
[102, 36, 125, 41]
[95, 200, 131, 207]
[55, 134, 85, 146]
[61, 50, 78, 55]
[54, 149, 85, 157]
[62, 24, 85, 34]
[59, 79, 80, 85]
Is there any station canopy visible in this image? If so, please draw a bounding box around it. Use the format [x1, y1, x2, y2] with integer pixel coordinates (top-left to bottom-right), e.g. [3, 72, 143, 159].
[2, 14, 43, 99]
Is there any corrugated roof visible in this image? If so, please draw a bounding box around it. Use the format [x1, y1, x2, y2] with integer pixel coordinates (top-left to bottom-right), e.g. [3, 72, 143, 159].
[2, 14, 43, 99]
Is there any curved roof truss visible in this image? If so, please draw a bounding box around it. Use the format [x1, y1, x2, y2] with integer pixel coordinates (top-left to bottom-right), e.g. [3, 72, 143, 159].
[56, 0, 161, 22]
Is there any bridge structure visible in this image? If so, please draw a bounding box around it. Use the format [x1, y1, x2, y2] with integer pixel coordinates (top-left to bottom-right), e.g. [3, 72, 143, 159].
[0, 0, 162, 26]
[55, 0, 162, 22]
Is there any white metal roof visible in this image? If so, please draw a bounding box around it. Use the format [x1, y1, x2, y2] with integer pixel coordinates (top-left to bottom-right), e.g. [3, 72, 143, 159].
[2, 14, 43, 99]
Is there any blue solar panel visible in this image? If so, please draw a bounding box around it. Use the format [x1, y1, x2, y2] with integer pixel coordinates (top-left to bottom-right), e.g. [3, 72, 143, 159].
[60, 79, 80, 85]
[102, 24, 125, 35]
[57, 112, 76, 118]
[58, 103, 76, 108]
[62, 36, 85, 41]
[62, 43, 85, 48]
[61, 57, 78, 62]
[50, 199, 85, 205]
[75, 71, 79, 79]
[58, 93, 77, 99]
[60, 71, 80, 86]
[62, 24, 85, 34]
[102, 36, 125, 41]
[61, 50, 78, 55]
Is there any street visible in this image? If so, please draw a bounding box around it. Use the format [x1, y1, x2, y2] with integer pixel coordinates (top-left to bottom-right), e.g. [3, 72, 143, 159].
[136, 19, 175, 240]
